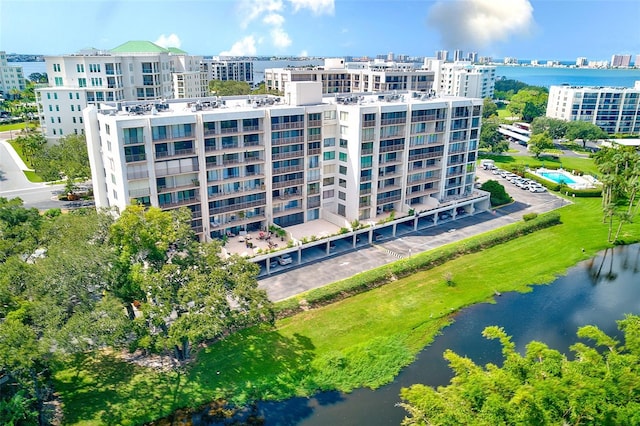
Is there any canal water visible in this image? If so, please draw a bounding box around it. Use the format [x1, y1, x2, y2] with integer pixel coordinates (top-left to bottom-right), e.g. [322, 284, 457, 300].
[174, 244, 640, 425]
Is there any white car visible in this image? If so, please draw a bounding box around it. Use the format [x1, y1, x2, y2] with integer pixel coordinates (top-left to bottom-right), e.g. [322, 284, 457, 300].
[529, 185, 547, 193]
[278, 254, 293, 265]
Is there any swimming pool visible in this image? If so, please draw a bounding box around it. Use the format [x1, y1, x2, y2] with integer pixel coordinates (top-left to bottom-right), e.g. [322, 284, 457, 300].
[539, 171, 577, 185]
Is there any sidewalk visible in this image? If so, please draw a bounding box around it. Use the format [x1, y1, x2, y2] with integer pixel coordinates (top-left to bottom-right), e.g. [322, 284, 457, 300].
[0, 138, 32, 171]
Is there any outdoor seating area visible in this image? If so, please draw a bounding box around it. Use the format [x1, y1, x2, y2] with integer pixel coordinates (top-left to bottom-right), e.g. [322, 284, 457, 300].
[222, 229, 289, 258]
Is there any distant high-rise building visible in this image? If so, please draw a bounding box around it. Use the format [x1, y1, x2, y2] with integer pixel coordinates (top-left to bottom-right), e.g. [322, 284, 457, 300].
[576, 57, 588, 67]
[0, 51, 26, 98]
[478, 56, 493, 64]
[387, 52, 394, 62]
[435, 50, 449, 61]
[423, 59, 496, 99]
[530, 59, 540, 66]
[453, 49, 464, 62]
[503, 57, 518, 65]
[201, 58, 254, 85]
[611, 54, 631, 68]
[635, 55, 640, 68]
[466, 52, 478, 63]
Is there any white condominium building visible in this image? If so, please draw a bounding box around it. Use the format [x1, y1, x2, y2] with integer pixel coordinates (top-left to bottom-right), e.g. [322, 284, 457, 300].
[264, 58, 434, 94]
[423, 59, 496, 99]
[36, 41, 203, 141]
[0, 51, 26, 98]
[201, 58, 254, 85]
[84, 82, 486, 241]
[546, 83, 640, 135]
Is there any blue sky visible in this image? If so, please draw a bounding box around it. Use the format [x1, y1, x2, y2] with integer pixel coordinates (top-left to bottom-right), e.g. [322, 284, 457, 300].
[1, 0, 639, 61]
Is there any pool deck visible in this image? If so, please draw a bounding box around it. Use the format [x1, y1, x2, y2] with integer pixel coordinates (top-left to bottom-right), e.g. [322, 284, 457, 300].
[532, 167, 598, 190]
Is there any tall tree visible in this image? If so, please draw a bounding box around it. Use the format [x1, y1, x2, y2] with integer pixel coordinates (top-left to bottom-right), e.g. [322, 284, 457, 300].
[507, 89, 548, 122]
[565, 120, 608, 148]
[399, 315, 640, 426]
[33, 133, 91, 183]
[209, 80, 252, 96]
[479, 118, 509, 154]
[530, 116, 568, 139]
[594, 146, 640, 243]
[528, 131, 554, 159]
[482, 97, 497, 119]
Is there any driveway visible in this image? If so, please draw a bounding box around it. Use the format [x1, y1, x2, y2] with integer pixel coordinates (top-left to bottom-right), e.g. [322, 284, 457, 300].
[259, 170, 567, 302]
[0, 132, 65, 209]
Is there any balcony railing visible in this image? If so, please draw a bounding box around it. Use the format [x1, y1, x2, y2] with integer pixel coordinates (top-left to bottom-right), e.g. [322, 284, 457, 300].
[155, 164, 199, 177]
[208, 199, 266, 215]
[154, 148, 196, 160]
[127, 170, 149, 180]
[380, 117, 406, 125]
[159, 195, 200, 208]
[272, 164, 304, 174]
[408, 151, 443, 161]
[272, 150, 303, 161]
[376, 194, 402, 204]
[271, 121, 304, 131]
[128, 187, 151, 198]
[379, 143, 405, 153]
[308, 119, 322, 127]
[272, 136, 304, 145]
[272, 178, 304, 189]
[125, 154, 146, 163]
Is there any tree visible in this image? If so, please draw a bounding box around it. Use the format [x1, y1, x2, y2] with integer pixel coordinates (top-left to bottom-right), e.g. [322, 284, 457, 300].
[479, 118, 508, 154]
[507, 89, 548, 122]
[479, 180, 512, 206]
[109, 205, 274, 360]
[493, 78, 529, 101]
[594, 146, 640, 244]
[33, 133, 91, 183]
[399, 315, 640, 426]
[251, 82, 283, 96]
[530, 116, 568, 139]
[482, 98, 497, 119]
[527, 131, 554, 159]
[28, 72, 48, 84]
[209, 80, 252, 96]
[565, 120, 608, 148]
[13, 131, 46, 166]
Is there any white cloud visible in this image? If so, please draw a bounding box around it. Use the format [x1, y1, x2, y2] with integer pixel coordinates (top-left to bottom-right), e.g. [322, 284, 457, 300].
[271, 27, 292, 49]
[239, 0, 284, 28]
[299, 49, 308, 57]
[263, 13, 285, 26]
[427, 0, 534, 49]
[154, 33, 182, 49]
[288, 0, 334, 15]
[220, 36, 257, 56]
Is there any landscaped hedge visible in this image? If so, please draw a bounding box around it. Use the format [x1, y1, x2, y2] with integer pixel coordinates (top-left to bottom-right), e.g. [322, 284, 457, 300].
[274, 211, 562, 318]
[524, 172, 561, 191]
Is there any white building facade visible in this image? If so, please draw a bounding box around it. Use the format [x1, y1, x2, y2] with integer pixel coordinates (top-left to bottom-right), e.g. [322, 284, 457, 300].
[0, 51, 26, 98]
[424, 60, 496, 99]
[84, 83, 487, 242]
[36, 41, 203, 141]
[201, 58, 254, 85]
[264, 58, 434, 94]
[546, 83, 640, 135]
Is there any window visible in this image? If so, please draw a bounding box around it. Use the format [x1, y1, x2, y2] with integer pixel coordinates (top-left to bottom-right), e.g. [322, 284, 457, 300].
[339, 152, 347, 162]
[324, 110, 336, 120]
[338, 204, 346, 216]
[323, 189, 335, 198]
[54, 77, 63, 86]
[339, 111, 349, 120]
[78, 78, 86, 87]
[338, 191, 346, 201]
[76, 64, 84, 72]
[323, 151, 335, 161]
[361, 156, 372, 168]
[323, 177, 334, 186]
[339, 178, 346, 188]
[339, 138, 348, 148]
[323, 137, 335, 147]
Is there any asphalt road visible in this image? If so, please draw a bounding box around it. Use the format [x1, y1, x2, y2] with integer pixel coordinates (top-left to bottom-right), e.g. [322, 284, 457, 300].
[0, 132, 66, 209]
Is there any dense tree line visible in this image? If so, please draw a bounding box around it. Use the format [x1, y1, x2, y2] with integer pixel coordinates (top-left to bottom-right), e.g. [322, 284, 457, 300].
[0, 201, 272, 422]
[399, 314, 640, 425]
[208, 80, 282, 96]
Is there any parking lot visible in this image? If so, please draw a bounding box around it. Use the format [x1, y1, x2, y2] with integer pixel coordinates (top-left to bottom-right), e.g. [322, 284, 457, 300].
[259, 170, 567, 302]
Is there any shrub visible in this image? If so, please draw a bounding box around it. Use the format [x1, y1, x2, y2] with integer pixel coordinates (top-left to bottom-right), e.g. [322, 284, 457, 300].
[480, 180, 512, 206]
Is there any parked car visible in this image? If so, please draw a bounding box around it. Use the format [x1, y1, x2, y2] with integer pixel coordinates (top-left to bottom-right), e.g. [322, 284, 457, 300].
[529, 185, 547, 193]
[492, 168, 502, 175]
[278, 254, 292, 265]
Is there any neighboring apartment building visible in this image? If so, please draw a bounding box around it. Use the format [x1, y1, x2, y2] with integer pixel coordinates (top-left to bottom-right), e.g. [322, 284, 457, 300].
[424, 59, 496, 99]
[546, 82, 640, 135]
[84, 82, 486, 242]
[36, 41, 203, 141]
[0, 51, 26, 98]
[201, 58, 254, 85]
[264, 58, 434, 94]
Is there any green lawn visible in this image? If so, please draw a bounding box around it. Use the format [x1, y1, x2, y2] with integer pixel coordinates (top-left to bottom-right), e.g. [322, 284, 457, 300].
[53, 188, 640, 425]
[0, 121, 38, 133]
[479, 153, 599, 175]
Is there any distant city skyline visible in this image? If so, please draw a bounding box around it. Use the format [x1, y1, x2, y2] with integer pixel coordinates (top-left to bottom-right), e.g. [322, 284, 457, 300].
[1, 0, 639, 61]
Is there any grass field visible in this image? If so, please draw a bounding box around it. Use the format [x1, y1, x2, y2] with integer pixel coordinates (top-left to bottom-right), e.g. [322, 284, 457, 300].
[479, 153, 599, 175]
[52, 187, 640, 425]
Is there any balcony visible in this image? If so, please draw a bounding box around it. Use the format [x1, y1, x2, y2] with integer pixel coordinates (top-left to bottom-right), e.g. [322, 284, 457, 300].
[363, 119, 376, 127]
[243, 125, 261, 132]
[308, 133, 322, 142]
[273, 178, 304, 189]
[379, 143, 404, 153]
[272, 136, 304, 146]
[155, 164, 199, 177]
[380, 117, 406, 126]
[308, 147, 321, 155]
[272, 150, 303, 161]
[154, 148, 196, 160]
[272, 164, 304, 174]
[128, 187, 151, 198]
[376, 194, 401, 204]
[308, 119, 322, 127]
[157, 180, 199, 194]
[408, 151, 443, 161]
[125, 154, 146, 163]
[159, 195, 200, 208]
[127, 170, 149, 180]
[271, 121, 304, 131]
[220, 127, 239, 134]
[209, 198, 266, 215]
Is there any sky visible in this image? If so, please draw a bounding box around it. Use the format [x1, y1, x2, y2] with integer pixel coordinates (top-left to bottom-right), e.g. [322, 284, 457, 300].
[1, 0, 639, 61]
